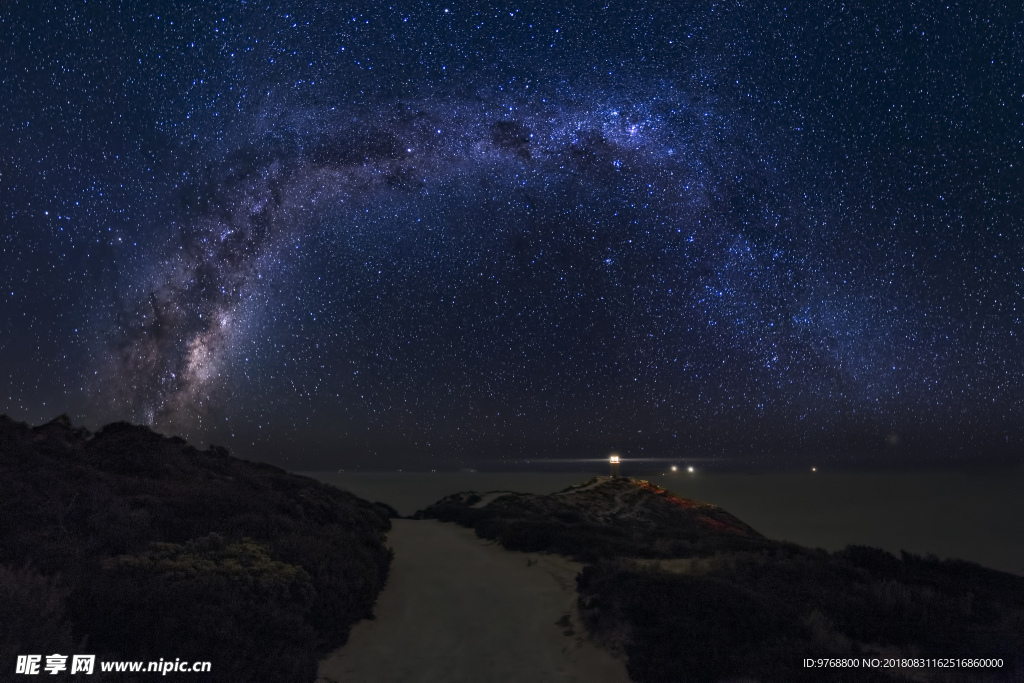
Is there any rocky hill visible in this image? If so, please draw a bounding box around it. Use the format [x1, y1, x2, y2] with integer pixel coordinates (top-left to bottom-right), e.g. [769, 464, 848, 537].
[418, 476, 770, 560]
[420, 477, 1024, 682]
[0, 415, 393, 682]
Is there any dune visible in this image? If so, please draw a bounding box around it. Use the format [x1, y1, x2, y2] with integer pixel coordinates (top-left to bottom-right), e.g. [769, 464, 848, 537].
[317, 519, 628, 683]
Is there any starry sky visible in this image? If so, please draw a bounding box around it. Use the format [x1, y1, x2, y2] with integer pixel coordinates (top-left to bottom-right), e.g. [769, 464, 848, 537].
[1, 0, 1022, 470]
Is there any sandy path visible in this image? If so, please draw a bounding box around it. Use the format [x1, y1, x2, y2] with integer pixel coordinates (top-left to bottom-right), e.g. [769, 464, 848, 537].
[317, 519, 629, 683]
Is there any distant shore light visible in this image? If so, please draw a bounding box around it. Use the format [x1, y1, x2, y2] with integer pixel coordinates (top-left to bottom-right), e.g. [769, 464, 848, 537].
[671, 465, 678, 472]
[609, 454, 620, 464]
[687, 466, 695, 473]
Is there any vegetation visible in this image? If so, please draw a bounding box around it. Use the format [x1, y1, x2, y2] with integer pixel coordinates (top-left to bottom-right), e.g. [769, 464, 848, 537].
[578, 548, 1024, 682]
[418, 478, 770, 562]
[422, 477, 1024, 682]
[0, 415, 393, 681]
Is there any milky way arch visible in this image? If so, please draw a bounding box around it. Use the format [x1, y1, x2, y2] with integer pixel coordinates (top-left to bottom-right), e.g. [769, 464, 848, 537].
[107, 94, 745, 426]
[103, 87, 928, 449]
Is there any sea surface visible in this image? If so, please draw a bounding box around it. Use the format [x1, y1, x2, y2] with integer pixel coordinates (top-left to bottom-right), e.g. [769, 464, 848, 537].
[303, 469, 1024, 576]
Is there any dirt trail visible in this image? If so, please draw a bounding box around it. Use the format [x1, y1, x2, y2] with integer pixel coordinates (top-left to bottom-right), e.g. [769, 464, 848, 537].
[317, 519, 629, 683]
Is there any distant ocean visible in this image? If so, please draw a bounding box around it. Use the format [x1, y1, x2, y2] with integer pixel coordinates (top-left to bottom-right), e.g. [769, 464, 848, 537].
[302, 469, 1024, 576]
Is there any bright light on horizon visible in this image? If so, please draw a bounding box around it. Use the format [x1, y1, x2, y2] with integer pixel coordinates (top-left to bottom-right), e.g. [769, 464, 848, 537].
[687, 466, 695, 473]
[609, 454, 620, 464]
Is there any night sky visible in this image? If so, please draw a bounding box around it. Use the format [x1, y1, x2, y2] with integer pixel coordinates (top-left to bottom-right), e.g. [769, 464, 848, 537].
[2, 1, 1021, 470]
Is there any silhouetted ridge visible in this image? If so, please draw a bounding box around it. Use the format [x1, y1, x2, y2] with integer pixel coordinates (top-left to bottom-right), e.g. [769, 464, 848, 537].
[0, 415, 392, 682]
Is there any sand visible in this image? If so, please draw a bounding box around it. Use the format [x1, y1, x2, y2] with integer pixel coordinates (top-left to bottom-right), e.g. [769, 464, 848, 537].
[316, 519, 629, 683]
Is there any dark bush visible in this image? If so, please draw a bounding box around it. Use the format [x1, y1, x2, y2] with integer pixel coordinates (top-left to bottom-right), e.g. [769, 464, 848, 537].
[0, 563, 77, 667]
[83, 534, 317, 681]
[578, 553, 1024, 683]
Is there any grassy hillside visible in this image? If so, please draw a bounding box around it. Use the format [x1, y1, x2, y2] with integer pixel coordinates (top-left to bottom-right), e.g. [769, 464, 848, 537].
[0, 415, 393, 681]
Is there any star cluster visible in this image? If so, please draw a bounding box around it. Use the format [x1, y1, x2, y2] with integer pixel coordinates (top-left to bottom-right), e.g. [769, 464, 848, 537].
[1, 1, 1021, 468]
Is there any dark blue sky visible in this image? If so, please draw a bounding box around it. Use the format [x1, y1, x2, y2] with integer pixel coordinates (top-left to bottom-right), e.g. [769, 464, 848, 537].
[1, 0, 1021, 469]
